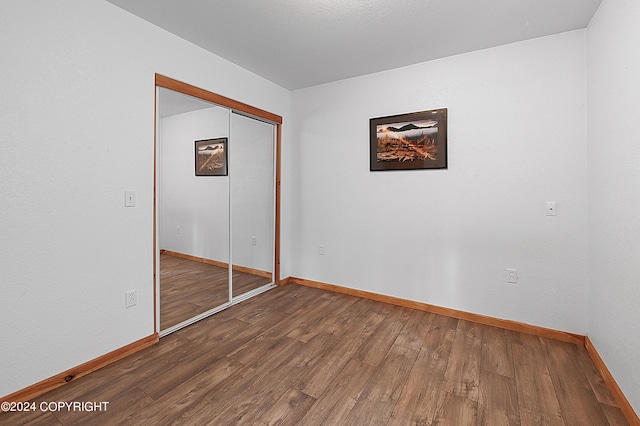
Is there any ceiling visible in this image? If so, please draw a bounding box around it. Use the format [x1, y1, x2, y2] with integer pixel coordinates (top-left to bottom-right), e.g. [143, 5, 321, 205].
[108, 0, 602, 91]
[157, 87, 218, 118]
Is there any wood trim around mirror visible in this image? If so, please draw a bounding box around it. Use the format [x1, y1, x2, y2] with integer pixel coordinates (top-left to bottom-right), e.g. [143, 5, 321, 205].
[155, 74, 282, 125]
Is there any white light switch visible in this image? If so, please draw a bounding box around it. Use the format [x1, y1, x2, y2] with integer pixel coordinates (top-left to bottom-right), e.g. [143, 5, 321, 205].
[124, 191, 136, 207]
[546, 201, 557, 216]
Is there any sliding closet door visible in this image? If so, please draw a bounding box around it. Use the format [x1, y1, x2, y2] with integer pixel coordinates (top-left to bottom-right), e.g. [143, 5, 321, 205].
[229, 112, 275, 298]
[157, 88, 231, 332]
[155, 75, 281, 336]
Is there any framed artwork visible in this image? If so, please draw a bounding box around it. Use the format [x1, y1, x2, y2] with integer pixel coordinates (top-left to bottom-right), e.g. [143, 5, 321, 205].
[370, 108, 447, 171]
[195, 138, 228, 176]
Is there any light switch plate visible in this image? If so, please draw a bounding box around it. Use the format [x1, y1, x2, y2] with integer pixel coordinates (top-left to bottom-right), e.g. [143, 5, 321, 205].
[546, 201, 557, 216]
[125, 190, 136, 207]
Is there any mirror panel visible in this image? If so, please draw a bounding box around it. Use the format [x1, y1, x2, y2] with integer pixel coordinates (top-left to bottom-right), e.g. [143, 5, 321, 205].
[230, 112, 275, 298]
[158, 88, 231, 331]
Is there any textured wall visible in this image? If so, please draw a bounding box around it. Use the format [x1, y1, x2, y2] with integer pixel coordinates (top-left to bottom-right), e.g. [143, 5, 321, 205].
[587, 0, 640, 415]
[291, 30, 589, 334]
[0, 0, 290, 397]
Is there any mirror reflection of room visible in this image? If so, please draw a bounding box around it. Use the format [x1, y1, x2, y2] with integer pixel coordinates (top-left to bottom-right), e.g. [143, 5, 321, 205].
[157, 88, 275, 332]
[230, 112, 275, 296]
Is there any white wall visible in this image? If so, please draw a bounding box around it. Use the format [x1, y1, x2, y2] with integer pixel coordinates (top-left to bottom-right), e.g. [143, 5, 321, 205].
[291, 30, 589, 334]
[0, 0, 290, 397]
[587, 0, 640, 414]
[160, 107, 230, 262]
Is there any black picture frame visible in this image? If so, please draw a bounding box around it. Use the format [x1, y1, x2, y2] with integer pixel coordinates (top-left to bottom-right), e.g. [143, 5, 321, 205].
[370, 108, 447, 171]
[195, 138, 228, 176]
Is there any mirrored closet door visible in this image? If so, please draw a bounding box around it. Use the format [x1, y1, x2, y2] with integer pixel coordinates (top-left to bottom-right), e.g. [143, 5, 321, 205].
[155, 83, 278, 336]
[230, 112, 275, 298]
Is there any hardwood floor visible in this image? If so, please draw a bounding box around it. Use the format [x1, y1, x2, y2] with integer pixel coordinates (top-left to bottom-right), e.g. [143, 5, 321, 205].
[1, 284, 628, 425]
[160, 253, 272, 330]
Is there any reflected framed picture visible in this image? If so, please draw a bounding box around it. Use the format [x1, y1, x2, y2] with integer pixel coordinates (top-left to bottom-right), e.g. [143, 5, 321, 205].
[195, 138, 228, 176]
[370, 108, 447, 171]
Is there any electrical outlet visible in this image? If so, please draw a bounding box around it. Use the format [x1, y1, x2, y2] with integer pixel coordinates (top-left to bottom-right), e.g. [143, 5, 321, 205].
[507, 269, 518, 284]
[318, 244, 325, 255]
[251, 236, 257, 246]
[125, 290, 137, 308]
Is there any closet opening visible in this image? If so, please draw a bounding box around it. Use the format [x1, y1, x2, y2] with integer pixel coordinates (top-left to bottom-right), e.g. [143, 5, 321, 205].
[154, 74, 282, 336]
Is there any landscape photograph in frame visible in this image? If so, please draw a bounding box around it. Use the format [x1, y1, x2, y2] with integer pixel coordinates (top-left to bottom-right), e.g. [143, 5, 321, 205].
[195, 138, 228, 176]
[370, 108, 447, 171]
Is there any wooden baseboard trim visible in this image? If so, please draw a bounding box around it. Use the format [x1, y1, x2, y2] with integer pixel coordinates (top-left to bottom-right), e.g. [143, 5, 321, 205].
[585, 337, 640, 426]
[1, 333, 158, 403]
[161, 250, 272, 279]
[286, 277, 585, 345]
[161, 250, 228, 269]
[234, 265, 272, 280]
[278, 276, 291, 286]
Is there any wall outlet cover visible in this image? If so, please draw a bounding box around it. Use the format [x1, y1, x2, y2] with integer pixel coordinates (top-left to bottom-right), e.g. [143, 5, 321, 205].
[125, 290, 137, 308]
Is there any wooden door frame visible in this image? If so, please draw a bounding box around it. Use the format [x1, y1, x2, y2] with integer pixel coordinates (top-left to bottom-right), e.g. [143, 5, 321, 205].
[153, 74, 283, 334]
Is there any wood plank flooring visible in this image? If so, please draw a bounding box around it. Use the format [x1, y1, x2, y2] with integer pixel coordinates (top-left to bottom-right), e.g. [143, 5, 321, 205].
[1, 284, 628, 425]
[160, 253, 271, 330]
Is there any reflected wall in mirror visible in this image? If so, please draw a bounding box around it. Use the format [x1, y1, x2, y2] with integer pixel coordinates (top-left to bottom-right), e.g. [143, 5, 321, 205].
[230, 113, 275, 297]
[158, 88, 231, 331]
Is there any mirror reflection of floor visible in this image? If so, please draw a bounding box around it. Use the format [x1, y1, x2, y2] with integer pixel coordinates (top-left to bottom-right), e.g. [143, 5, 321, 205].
[160, 253, 271, 331]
